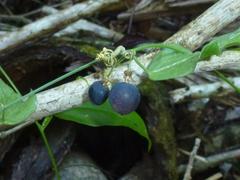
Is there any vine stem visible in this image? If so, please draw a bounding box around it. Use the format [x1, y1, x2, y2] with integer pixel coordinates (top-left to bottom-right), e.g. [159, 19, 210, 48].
[133, 57, 149, 74]
[36, 120, 60, 180]
[0, 66, 21, 95]
[215, 70, 240, 94]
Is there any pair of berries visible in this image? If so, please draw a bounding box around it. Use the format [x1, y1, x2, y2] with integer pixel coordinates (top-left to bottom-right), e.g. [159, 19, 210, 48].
[88, 81, 140, 115]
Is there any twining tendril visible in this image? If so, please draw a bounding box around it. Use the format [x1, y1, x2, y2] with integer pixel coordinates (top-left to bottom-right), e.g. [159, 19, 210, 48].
[96, 46, 136, 67]
[96, 48, 116, 67]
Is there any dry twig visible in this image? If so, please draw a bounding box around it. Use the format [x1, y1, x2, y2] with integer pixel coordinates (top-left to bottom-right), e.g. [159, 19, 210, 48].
[41, 6, 124, 41]
[178, 148, 240, 173]
[205, 173, 223, 180]
[178, 148, 207, 163]
[183, 138, 201, 180]
[55, 19, 123, 41]
[169, 77, 240, 103]
[167, 0, 240, 50]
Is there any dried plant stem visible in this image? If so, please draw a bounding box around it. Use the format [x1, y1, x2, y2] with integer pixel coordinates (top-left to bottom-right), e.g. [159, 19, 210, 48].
[183, 138, 201, 180]
[169, 77, 240, 103]
[178, 148, 240, 174]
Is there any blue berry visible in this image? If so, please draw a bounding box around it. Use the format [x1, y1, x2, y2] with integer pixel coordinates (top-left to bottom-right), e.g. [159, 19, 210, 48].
[88, 81, 109, 105]
[109, 82, 140, 115]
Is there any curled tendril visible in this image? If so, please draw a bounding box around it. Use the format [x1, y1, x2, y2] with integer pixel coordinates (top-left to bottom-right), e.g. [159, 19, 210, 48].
[96, 48, 116, 67]
[96, 46, 135, 67]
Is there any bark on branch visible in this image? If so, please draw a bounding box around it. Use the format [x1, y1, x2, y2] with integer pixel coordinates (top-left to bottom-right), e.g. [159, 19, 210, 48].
[166, 0, 240, 50]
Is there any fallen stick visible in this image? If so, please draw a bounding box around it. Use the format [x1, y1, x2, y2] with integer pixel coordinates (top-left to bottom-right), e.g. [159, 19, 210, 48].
[0, 0, 119, 54]
[166, 0, 215, 7]
[41, 6, 124, 41]
[167, 0, 240, 50]
[0, 19, 124, 42]
[195, 51, 240, 73]
[178, 148, 240, 173]
[179, 148, 207, 163]
[183, 138, 201, 180]
[1, 0, 240, 137]
[55, 19, 124, 42]
[205, 173, 223, 180]
[169, 77, 240, 103]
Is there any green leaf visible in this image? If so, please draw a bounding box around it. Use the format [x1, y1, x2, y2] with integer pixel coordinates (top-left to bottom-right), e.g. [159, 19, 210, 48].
[0, 79, 36, 125]
[201, 28, 240, 59]
[200, 41, 221, 59]
[147, 51, 200, 80]
[147, 48, 177, 69]
[55, 101, 152, 151]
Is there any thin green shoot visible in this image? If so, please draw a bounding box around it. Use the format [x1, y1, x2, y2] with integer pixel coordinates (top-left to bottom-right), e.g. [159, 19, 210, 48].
[133, 57, 148, 74]
[36, 119, 60, 180]
[0, 66, 21, 95]
[215, 71, 240, 94]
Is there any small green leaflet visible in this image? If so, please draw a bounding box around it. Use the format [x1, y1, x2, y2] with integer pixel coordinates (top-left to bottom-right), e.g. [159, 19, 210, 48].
[131, 43, 200, 81]
[147, 50, 200, 80]
[215, 71, 240, 94]
[0, 79, 36, 125]
[200, 41, 221, 59]
[201, 27, 240, 59]
[55, 101, 152, 151]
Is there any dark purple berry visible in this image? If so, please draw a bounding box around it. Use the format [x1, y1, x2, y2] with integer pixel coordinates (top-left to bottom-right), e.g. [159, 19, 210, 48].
[109, 82, 140, 115]
[88, 81, 109, 105]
